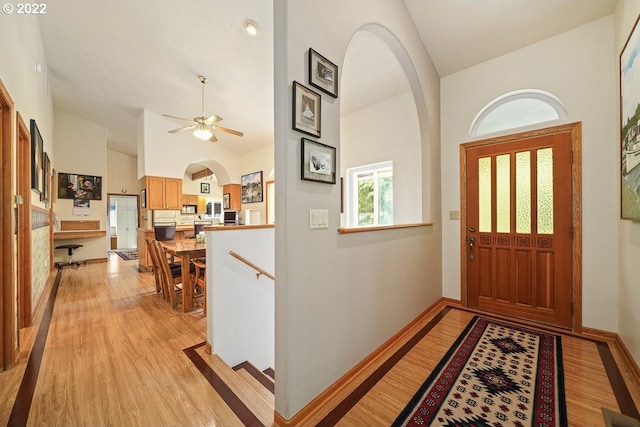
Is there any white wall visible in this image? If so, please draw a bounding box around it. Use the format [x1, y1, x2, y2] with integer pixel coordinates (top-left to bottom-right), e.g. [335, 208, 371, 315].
[53, 109, 108, 262]
[239, 143, 273, 224]
[341, 90, 421, 225]
[206, 227, 275, 370]
[441, 17, 618, 331]
[106, 149, 138, 195]
[615, 1, 640, 365]
[274, 0, 441, 419]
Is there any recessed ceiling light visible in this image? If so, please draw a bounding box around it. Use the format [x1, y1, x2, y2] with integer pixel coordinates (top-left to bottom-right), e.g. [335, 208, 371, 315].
[244, 19, 259, 36]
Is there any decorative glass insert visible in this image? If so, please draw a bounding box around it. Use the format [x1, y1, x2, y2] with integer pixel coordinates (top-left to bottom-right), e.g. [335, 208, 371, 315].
[496, 154, 511, 233]
[537, 148, 554, 234]
[479, 157, 492, 233]
[516, 151, 531, 234]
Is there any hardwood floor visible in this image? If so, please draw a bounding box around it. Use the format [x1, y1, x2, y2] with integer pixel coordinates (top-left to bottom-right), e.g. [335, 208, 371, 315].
[0, 254, 639, 426]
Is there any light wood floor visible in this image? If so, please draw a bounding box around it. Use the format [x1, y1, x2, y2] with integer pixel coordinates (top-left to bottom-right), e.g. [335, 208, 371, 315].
[1, 254, 639, 426]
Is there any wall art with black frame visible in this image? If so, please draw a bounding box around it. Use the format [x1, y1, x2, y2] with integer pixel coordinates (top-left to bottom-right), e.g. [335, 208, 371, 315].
[57, 172, 103, 200]
[30, 119, 43, 195]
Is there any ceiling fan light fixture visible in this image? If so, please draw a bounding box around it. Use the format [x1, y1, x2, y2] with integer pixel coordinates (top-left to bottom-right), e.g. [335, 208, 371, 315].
[193, 126, 213, 140]
[244, 19, 259, 36]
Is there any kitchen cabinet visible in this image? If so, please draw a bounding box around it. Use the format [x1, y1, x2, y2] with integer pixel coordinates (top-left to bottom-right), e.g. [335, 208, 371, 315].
[223, 184, 241, 210]
[197, 196, 206, 213]
[182, 194, 198, 205]
[145, 176, 182, 210]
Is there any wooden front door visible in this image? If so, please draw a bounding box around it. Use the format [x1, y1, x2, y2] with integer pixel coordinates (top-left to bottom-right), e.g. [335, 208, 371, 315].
[461, 123, 582, 329]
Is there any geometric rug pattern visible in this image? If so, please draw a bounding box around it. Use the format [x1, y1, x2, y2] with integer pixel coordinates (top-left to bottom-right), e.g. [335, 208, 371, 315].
[392, 316, 567, 427]
[114, 249, 138, 261]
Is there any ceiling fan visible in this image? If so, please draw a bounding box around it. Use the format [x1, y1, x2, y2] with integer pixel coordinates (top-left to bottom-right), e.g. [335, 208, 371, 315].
[163, 75, 244, 142]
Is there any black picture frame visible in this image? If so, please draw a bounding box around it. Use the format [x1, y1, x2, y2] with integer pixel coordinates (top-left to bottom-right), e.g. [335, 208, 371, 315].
[241, 171, 263, 203]
[308, 48, 338, 98]
[140, 189, 146, 208]
[292, 81, 321, 138]
[40, 152, 50, 203]
[223, 193, 230, 209]
[620, 13, 640, 221]
[301, 138, 336, 184]
[57, 172, 103, 200]
[201, 182, 210, 194]
[30, 119, 43, 194]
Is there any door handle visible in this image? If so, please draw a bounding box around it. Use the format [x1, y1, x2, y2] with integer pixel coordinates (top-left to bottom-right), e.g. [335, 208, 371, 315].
[467, 236, 475, 261]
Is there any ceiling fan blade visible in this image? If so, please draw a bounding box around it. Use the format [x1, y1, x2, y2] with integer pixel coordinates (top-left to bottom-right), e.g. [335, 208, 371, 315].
[168, 125, 196, 133]
[162, 114, 195, 123]
[204, 115, 223, 125]
[214, 125, 244, 137]
[209, 133, 218, 143]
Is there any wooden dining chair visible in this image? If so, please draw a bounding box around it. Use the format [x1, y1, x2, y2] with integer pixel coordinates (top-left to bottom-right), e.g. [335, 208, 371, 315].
[191, 258, 207, 313]
[145, 238, 163, 294]
[154, 240, 183, 309]
[193, 221, 213, 236]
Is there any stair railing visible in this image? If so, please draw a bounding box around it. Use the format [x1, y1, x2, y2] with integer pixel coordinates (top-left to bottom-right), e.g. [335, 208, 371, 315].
[229, 251, 275, 281]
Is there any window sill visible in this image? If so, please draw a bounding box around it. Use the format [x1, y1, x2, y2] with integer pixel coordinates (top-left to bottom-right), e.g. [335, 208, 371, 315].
[337, 222, 434, 234]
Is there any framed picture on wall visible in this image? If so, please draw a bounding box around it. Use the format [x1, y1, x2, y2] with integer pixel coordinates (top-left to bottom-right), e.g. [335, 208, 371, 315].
[241, 171, 263, 203]
[308, 48, 338, 98]
[620, 14, 640, 221]
[292, 81, 321, 138]
[301, 138, 336, 184]
[223, 193, 230, 209]
[201, 182, 210, 194]
[41, 152, 51, 203]
[57, 172, 103, 200]
[30, 119, 43, 195]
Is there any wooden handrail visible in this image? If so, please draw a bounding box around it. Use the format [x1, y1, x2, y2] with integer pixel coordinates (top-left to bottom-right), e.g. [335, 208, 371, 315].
[229, 251, 274, 281]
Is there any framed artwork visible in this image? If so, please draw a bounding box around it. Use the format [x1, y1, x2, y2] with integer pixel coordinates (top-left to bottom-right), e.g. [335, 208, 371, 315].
[308, 48, 338, 98]
[621, 14, 640, 221]
[40, 152, 51, 203]
[201, 182, 210, 194]
[223, 193, 230, 209]
[241, 171, 263, 203]
[301, 138, 336, 184]
[140, 189, 146, 208]
[30, 119, 43, 194]
[57, 172, 103, 200]
[292, 81, 321, 138]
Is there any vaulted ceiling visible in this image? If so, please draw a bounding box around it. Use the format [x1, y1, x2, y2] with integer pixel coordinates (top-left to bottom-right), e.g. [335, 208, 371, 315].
[36, 0, 616, 158]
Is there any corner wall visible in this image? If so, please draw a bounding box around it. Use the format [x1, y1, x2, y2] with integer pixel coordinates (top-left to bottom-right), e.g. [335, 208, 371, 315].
[440, 16, 618, 332]
[274, 0, 441, 419]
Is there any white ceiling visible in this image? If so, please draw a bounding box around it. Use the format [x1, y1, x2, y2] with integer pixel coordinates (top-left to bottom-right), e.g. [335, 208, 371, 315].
[36, 0, 616, 159]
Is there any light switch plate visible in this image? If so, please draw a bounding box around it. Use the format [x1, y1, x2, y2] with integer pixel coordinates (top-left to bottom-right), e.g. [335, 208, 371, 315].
[309, 209, 329, 229]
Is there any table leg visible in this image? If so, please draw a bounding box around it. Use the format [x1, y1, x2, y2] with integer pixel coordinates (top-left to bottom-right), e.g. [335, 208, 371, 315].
[181, 254, 193, 312]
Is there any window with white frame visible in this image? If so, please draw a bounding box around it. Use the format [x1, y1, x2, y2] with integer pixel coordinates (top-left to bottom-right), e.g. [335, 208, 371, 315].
[347, 161, 393, 227]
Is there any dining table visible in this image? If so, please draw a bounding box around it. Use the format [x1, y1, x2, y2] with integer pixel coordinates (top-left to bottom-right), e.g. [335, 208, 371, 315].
[161, 239, 206, 312]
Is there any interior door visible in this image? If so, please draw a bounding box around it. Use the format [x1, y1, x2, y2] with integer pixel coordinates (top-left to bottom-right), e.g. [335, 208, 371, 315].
[462, 123, 581, 329]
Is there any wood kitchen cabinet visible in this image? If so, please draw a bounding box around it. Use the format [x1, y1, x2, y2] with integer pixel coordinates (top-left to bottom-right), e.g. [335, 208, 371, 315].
[197, 196, 206, 213]
[223, 183, 241, 210]
[145, 176, 182, 210]
[182, 194, 198, 205]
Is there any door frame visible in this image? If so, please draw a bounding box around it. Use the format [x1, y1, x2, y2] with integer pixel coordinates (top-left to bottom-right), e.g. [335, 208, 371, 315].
[0, 79, 17, 370]
[16, 112, 32, 329]
[460, 122, 583, 332]
[107, 193, 140, 251]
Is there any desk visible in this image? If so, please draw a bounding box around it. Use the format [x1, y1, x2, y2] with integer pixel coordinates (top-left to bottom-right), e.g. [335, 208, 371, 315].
[161, 240, 206, 312]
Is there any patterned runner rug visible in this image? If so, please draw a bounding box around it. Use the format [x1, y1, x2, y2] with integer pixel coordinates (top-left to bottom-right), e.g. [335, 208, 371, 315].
[393, 316, 566, 427]
[114, 249, 138, 261]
